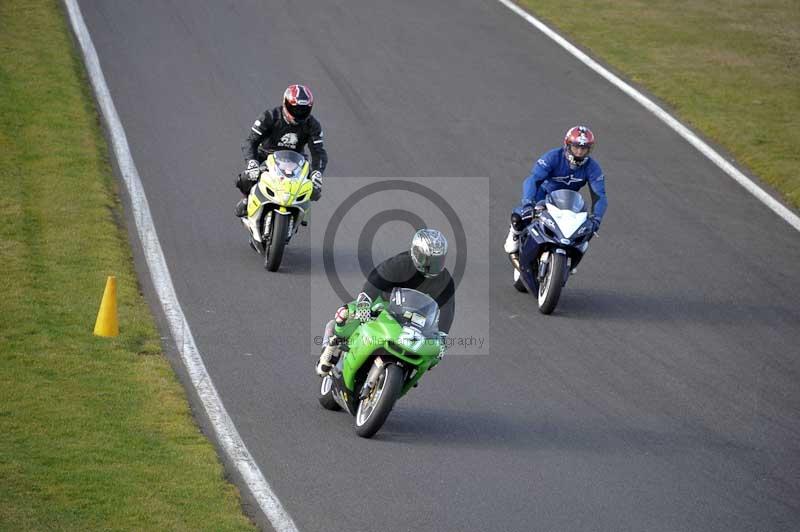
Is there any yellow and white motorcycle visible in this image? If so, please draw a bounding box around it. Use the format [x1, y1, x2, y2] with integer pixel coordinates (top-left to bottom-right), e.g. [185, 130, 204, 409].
[241, 150, 315, 271]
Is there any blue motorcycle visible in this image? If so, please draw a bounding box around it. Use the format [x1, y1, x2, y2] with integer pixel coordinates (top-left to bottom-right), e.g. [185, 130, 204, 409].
[510, 189, 596, 314]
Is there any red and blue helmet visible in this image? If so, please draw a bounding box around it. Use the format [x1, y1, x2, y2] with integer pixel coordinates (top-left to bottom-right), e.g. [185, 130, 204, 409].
[563, 125, 595, 166]
[283, 84, 314, 123]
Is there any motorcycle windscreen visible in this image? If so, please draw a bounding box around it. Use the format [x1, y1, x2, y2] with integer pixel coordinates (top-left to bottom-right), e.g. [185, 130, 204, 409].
[546, 189, 586, 212]
[272, 150, 308, 179]
[388, 288, 440, 336]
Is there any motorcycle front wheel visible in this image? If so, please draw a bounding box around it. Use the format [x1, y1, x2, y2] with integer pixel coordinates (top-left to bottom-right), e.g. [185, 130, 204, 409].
[537, 251, 567, 314]
[264, 213, 289, 272]
[354, 363, 403, 438]
[513, 267, 527, 293]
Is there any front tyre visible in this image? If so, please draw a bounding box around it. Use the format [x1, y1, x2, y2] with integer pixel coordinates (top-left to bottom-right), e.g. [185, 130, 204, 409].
[537, 251, 567, 314]
[265, 214, 289, 272]
[354, 363, 403, 438]
[513, 267, 527, 293]
[318, 375, 342, 411]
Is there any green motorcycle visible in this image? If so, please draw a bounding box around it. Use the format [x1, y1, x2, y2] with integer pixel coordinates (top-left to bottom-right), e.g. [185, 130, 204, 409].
[317, 288, 445, 438]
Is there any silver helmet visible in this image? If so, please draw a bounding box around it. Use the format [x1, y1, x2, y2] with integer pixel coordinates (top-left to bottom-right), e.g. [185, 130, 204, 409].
[410, 229, 448, 278]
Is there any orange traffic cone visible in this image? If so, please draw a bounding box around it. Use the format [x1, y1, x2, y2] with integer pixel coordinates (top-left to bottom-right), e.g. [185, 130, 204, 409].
[93, 276, 119, 337]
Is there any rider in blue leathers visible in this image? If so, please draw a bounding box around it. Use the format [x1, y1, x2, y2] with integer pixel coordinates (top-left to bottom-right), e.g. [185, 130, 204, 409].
[504, 125, 607, 256]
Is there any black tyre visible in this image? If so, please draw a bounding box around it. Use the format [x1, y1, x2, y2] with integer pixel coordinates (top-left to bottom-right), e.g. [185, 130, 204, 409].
[513, 269, 527, 293]
[318, 375, 342, 411]
[537, 252, 567, 315]
[354, 363, 403, 438]
[265, 214, 289, 272]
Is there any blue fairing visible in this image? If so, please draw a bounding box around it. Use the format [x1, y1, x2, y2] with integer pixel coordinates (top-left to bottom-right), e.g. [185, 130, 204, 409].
[517, 208, 589, 291]
[518, 223, 545, 290]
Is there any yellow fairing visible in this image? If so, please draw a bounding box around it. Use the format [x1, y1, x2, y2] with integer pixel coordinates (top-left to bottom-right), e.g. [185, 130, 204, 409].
[246, 194, 262, 218]
[256, 155, 314, 207]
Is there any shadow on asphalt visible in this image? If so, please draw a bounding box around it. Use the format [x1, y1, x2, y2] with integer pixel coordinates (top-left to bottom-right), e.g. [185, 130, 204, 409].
[368, 407, 765, 458]
[541, 288, 799, 326]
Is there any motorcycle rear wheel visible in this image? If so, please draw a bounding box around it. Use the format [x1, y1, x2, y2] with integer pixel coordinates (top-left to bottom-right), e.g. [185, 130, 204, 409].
[265, 214, 289, 272]
[537, 252, 567, 314]
[354, 363, 403, 438]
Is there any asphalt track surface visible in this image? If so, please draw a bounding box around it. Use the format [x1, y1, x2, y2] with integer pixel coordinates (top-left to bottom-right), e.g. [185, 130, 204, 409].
[78, 1, 800, 531]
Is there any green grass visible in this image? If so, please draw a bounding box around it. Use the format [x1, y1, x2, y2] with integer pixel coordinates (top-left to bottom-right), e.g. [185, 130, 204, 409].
[0, 1, 255, 530]
[519, 0, 800, 208]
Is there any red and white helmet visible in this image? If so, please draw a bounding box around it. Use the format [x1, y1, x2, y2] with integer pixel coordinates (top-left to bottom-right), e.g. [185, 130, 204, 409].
[283, 84, 314, 123]
[563, 125, 595, 166]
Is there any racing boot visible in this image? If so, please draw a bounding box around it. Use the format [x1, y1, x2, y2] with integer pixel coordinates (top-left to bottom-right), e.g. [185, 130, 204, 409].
[504, 224, 522, 254]
[315, 339, 340, 376]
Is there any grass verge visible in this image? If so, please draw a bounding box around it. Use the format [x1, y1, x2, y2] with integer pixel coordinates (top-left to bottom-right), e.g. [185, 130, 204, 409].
[519, 0, 800, 209]
[0, 1, 255, 529]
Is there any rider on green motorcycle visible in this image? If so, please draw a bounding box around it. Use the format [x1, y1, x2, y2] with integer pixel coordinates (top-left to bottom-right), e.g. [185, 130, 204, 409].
[316, 228, 454, 376]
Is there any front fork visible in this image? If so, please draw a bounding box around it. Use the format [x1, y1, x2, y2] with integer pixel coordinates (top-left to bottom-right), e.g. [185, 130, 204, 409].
[264, 210, 299, 244]
[509, 250, 551, 279]
[538, 251, 551, 280]
[261, 211, 273, 241]
[544, 249, 571, 287]
[359, 357, 405, 401]
[510, 249, 570, 287]
[359, 357, 385, 400]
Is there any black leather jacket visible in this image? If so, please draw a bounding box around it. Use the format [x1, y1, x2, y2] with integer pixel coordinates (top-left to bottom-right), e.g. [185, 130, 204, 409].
[241, 106, 328, 173]
[362, 251, 455, 334]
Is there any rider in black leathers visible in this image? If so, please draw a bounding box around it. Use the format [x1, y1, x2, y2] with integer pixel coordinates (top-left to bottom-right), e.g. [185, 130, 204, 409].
[361, 250, 455, 334]
[316, 229, 454, 376]
[235, 84, 328, 216]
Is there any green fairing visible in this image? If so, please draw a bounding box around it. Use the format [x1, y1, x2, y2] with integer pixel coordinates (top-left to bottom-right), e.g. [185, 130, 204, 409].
[335, 298, 441, 396]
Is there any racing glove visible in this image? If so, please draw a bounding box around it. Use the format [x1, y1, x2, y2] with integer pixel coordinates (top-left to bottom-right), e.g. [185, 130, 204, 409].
[310, 170, 323, 201]
[334, 306, 349, 325]
[589, 215, 601, 234]
[245, 159, 260, 181]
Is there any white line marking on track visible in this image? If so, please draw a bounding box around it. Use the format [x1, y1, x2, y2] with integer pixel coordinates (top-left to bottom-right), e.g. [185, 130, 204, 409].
[496, 0, 800, 233]
[63, 1, 299, 530]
